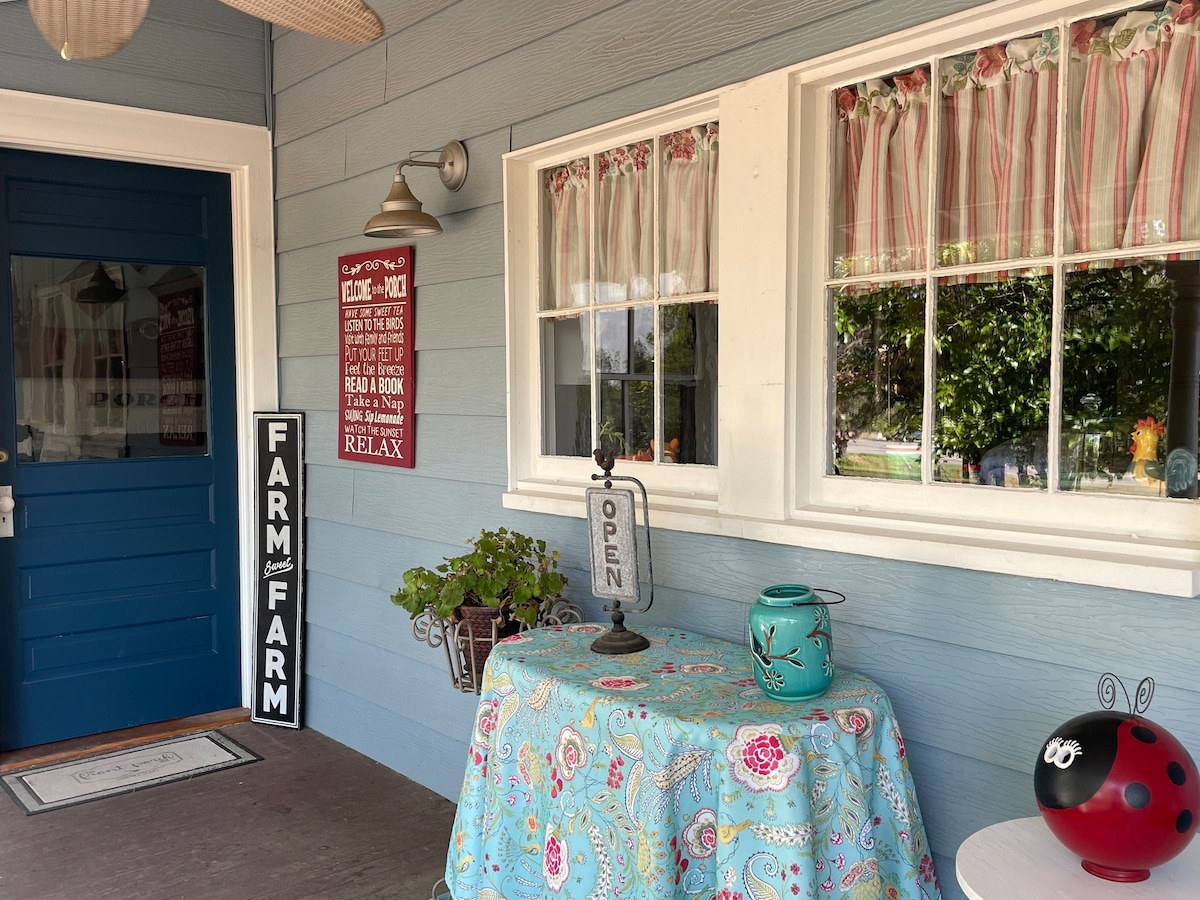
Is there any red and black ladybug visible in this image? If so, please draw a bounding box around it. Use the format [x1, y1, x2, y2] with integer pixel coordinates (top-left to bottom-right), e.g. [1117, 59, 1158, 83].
[1034, 709, 1200, 882]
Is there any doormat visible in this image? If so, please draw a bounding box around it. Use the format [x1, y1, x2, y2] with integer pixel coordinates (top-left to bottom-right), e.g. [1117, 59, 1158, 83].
[1, 730, 259, 815]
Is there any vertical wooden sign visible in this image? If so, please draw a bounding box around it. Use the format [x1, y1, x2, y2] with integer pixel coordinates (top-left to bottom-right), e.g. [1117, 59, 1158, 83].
[253, 412, 305, 728]
[337, 246, 415, 467]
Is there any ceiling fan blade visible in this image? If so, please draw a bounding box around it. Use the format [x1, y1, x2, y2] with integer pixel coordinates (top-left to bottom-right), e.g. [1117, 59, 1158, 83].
[217, 0, 383, 43]
[29, 0, 150, 60]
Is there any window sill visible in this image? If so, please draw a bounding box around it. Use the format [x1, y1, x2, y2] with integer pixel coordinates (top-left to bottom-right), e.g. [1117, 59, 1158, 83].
[503, 485, 1200, 597]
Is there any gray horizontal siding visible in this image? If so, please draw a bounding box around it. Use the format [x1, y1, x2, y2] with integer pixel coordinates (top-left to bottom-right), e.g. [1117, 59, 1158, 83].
[270, 3, 1200, 899]
[0, 0, 266, 125]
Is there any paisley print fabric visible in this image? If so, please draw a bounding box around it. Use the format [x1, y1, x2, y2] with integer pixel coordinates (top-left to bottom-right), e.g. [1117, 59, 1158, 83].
[446, 626, 940, 899]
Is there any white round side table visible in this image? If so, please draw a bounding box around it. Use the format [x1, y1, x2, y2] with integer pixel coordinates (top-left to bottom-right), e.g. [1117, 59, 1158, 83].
[956, 816, 1200, 900]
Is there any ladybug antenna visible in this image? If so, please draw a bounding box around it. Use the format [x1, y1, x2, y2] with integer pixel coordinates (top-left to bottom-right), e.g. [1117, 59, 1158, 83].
[1133, 676, 1155, 715]
[1097, 673, 1155, 714]
[1097, 672, 1129, 712]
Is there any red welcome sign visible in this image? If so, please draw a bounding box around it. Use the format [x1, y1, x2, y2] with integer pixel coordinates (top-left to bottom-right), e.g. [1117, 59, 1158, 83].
[337, 246, 415, 467]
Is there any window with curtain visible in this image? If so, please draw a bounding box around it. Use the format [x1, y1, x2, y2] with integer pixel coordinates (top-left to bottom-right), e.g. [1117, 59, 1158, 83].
[828, 0, 1200, 501]
[539, 122, 719, 466]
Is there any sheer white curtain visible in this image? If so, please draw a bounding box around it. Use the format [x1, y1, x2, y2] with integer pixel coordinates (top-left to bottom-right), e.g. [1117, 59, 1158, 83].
[544, 158, 590, 310]
[543, 126, 719, 310]
[596, 140, 654, 302]
[661, 122, 720, 296]
[1067, 1, 1200, 254]
[832, 70, 931, 279]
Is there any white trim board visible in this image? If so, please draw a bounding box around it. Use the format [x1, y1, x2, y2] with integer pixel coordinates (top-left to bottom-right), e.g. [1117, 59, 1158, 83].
[0, 88, 280, 709]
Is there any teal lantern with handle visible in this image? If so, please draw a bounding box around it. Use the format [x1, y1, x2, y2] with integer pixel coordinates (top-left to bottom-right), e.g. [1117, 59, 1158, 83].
[748, 584, 845, 700]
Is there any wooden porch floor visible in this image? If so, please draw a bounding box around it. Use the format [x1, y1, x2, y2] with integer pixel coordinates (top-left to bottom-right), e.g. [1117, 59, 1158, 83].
[0, 722, 457, 899]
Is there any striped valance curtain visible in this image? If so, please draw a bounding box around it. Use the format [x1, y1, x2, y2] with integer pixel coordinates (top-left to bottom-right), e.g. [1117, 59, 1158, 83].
[832, 70, 931, 278]
[542, 123, 719, 310]
[833, 0, 1200, 279]
[1067, 1, 1200, 254]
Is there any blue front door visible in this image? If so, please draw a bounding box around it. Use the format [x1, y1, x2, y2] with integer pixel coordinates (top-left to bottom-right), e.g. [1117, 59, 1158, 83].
[0, 149, 241, 750]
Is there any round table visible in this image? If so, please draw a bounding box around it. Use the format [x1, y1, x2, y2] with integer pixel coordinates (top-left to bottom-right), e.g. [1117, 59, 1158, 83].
[956, 816, 1200, 899]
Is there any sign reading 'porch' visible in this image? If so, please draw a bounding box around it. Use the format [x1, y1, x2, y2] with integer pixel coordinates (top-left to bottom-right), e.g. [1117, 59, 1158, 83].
[337, 246, 415, 468]
[253, 412, 305, 728]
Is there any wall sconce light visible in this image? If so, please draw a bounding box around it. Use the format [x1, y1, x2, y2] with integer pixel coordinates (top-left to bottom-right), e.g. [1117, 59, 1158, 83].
[363, 140, 468, 239]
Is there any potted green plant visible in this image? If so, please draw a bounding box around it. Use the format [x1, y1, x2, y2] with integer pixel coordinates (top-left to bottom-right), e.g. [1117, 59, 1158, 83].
[392, 528, 568, 680]
[392, 527, 567, 626]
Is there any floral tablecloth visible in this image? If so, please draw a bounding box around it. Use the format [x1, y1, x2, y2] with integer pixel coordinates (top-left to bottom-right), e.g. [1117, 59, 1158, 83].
[445, 625, 941, 900]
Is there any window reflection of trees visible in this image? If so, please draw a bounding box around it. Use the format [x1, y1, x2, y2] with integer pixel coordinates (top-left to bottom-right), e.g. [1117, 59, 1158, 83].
[833, 263, 1188, 493]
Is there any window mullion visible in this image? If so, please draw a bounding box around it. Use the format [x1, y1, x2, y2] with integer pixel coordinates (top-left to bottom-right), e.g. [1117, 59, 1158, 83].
[1046, 19, 1072, 495]
[921, 55, 942, 486]
[589, 152, 599, 454]
[653, 134, 663, 464]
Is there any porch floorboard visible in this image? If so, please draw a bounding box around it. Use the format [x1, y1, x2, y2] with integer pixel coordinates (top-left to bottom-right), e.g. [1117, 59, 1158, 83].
[0, 722, 457, 899]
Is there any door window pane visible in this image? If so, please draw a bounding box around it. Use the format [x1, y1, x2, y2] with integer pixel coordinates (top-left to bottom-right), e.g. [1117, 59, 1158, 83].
[12, 257, 208, 462]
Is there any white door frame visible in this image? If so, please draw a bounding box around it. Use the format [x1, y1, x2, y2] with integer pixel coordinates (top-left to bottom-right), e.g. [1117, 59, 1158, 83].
[0, 87, 278, 711]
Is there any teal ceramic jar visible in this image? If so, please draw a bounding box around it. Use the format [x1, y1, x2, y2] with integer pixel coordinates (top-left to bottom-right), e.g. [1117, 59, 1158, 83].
[748, 584, 844, 700]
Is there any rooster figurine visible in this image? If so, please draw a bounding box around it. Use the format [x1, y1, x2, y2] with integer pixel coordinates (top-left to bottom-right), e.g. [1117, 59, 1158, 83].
[1129, 416, 1165, 491]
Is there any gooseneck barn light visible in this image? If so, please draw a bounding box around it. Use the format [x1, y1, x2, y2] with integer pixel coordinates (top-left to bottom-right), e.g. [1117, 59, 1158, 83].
[363, 140, 468, 239]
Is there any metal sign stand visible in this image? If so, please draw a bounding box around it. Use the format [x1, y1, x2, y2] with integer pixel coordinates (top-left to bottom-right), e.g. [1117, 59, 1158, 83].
[587, 449, 654, 654]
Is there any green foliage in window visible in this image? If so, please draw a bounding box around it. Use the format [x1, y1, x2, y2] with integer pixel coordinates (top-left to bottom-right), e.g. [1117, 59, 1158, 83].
[835, 263, 1177, 477]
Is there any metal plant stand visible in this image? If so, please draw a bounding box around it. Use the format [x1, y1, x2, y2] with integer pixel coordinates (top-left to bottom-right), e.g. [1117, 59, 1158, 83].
[411, 598, 583, 695]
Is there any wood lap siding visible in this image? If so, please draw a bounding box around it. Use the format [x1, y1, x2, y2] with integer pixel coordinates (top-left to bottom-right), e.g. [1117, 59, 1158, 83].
[272, 2, 1200, 899]
[0, 0, 266, 125]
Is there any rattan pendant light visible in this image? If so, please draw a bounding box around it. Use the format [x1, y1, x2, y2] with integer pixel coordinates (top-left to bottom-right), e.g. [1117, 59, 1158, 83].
[27, 0, 382, 61]
[216, 0, 383, 43]
[29, 0, 150, 60]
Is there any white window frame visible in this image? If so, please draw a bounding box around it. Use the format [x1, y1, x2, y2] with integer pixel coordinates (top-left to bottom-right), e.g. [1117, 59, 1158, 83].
[505, 0, 1200, 597]
[505, 89, 783, 519]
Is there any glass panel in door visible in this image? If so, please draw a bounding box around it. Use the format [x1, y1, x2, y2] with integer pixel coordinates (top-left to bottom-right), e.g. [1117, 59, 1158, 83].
[10, 257, 208, 462]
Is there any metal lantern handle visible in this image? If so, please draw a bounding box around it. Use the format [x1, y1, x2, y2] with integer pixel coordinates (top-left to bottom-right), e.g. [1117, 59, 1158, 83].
[811, 588, 846, 605]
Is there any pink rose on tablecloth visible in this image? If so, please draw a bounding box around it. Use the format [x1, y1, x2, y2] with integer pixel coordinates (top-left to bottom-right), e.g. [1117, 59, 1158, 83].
[472, 697, 500, 748]
[1178, 0, 1199, 26]
[725, 723, 800, 792]
[544, 825, 570, 891]
[679, 663, 728, 675]
[683, 807, 718, 858]
[554, 725, 589, 781]
[590, 675, 648, 691]
[832, 706, 874, 739]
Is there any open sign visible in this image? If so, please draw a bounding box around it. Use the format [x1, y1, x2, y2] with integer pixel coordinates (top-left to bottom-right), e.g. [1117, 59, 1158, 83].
[586, 487, 639, 604]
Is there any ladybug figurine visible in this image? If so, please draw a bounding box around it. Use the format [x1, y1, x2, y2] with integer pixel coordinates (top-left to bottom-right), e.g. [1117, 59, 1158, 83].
[1034, 674, 1200, 882]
